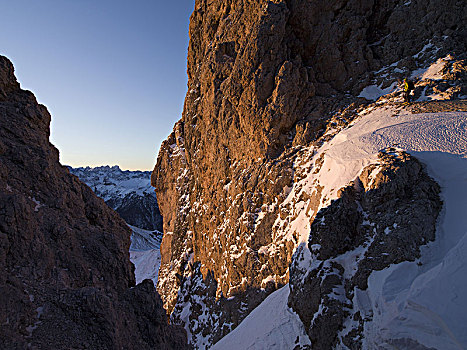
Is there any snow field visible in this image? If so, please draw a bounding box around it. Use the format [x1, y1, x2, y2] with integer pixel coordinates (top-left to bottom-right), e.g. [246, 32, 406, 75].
[211, 285, 310, 350]
[129, 225, 162, 285]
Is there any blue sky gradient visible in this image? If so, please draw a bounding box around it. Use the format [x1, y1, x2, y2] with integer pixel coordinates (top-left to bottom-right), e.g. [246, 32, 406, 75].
[1, 0, 194, 170]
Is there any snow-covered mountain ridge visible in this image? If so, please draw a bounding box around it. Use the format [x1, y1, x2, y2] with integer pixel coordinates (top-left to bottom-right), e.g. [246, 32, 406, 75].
[69, 166, 164, 289]
[69, 165, 163, 231]
[69, 165, 152, 201]
[216, 107, 466, 349]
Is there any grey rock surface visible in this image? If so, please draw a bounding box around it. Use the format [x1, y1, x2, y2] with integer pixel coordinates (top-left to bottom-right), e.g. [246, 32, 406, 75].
[289, 150, 442, 349]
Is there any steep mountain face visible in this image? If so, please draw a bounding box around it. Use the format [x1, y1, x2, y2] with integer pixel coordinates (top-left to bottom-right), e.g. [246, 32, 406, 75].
[70, 166, 163, 232]
[0, 56, 187, 349]
[153, 0, 466, 348]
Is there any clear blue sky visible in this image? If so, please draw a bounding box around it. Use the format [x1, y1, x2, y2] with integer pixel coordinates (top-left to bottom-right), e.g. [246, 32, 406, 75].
[0, 0, 194, 170]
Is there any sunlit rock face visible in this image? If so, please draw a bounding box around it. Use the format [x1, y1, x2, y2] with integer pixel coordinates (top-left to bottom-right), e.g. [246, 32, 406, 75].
[0, 56, 188, 350]
[153, 0, 466, 347]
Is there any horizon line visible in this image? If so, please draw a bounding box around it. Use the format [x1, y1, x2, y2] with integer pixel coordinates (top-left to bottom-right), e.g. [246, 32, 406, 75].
[63, 163, 154, 172]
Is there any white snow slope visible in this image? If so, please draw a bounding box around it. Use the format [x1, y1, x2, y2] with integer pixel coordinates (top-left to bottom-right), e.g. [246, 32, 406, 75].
[215, 106, 467, 349]
[129, 225, 162, 285]
[212, 285, 310, 350]
[352, 111, 467, 350]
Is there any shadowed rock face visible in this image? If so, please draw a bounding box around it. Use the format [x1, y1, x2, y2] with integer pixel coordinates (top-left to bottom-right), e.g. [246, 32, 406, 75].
[0, 56, 188, 349]
[288, 150, 442, 350]
[153, 0, 465, 346]
[107, 192, 163, 231]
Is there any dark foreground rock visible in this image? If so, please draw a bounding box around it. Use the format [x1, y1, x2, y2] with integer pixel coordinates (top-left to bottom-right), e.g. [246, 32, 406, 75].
[0, 56, 188, 349]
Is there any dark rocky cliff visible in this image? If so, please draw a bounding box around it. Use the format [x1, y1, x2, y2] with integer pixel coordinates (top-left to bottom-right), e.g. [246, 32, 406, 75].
[0, 56, 188, 349]
[153, 0, 466, 347]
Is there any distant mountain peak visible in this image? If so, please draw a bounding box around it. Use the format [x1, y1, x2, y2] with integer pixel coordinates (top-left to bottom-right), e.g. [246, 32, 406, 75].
[69, 166, 163, 231]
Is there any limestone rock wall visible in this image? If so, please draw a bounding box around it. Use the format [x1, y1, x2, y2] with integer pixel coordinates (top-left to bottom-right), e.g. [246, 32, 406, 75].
[153, 0, 466, 346]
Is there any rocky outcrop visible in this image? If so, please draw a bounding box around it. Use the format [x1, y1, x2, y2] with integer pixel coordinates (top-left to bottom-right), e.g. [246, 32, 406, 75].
[288, 149, 442, 349]
[153, 0, 466, 346]
[0, 56, 187, 349]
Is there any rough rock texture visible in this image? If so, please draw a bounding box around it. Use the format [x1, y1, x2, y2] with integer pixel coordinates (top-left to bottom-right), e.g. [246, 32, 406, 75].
[153, 0, 465, 346]
[288, 149, 442, 349]
[0, 56, 188, 349]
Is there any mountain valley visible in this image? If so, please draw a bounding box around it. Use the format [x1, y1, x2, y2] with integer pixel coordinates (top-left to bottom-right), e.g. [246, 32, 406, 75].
[1, 0, 466, 349]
